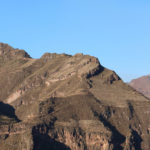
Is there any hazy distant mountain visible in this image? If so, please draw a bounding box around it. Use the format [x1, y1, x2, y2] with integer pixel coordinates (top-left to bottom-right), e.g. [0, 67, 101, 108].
[1, 43, 150, 150]
[129, 75, 150, 99]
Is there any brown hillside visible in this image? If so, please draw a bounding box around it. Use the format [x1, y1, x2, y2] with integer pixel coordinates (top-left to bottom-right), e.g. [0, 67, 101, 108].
[0, 43, 150, 150]
[129, 75, 150, 99]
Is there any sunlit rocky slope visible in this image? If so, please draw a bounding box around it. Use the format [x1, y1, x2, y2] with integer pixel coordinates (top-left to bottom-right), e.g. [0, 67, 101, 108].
[0, 43, 150, 150]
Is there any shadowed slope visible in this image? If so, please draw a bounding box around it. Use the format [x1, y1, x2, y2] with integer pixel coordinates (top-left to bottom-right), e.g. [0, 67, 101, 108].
[0, 102, 20, 124]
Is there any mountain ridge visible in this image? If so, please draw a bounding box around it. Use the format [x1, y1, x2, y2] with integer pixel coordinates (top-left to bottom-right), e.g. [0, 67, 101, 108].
[0, 43, 150, 150]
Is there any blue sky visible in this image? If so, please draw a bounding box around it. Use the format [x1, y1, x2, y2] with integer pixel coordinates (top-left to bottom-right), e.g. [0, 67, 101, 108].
[0, 0, 150, 82]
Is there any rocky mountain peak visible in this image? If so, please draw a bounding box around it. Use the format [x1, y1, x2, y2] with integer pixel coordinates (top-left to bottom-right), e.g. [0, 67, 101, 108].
[41, 52, 71, 61]
[0, 42, 31, 59]
[40, 52, 104, 79]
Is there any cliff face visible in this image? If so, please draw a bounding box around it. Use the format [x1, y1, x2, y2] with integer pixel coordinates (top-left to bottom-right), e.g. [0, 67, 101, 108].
[129, 75, 150, 99]
[0, 43, 150, 150]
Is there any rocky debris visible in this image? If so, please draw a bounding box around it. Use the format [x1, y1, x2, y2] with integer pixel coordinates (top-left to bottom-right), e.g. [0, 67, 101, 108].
[103, 71, 121, 84]
[0, 43, 150, 150]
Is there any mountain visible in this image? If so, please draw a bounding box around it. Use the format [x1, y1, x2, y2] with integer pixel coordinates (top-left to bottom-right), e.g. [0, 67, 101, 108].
[0, 43, 150, 150]
[129, 75, 150, 99]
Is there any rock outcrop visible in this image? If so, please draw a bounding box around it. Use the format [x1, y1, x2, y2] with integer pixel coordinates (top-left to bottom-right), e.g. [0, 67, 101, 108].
[0, 43, 150, 150]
